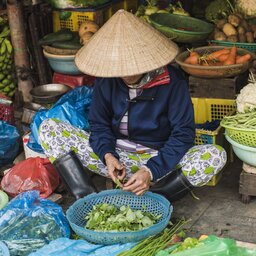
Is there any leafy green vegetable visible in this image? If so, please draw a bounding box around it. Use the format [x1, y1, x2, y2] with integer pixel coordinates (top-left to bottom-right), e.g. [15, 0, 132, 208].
[205, 0, 234, 23]
[170, 237, 201, 254]
[85, 203, 162, 232]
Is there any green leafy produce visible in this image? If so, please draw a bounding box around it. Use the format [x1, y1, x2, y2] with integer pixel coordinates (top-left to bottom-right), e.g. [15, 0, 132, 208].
[221, 111, 256, 129]
[85, 203, 162, 232]
[118, 218, 188, 256]
[205, 0, 234, 23]
[39, 29, 74, 46]
[0, 20, 17, 98]
[47, 0, 110, 9]
[170, 237, 201, 253]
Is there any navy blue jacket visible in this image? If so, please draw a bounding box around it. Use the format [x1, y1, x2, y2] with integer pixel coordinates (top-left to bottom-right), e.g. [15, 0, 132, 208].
[88, 66, 195, 181]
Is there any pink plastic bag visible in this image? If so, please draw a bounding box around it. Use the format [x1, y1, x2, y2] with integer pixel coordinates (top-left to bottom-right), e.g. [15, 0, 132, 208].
[1, 157, 60, 198]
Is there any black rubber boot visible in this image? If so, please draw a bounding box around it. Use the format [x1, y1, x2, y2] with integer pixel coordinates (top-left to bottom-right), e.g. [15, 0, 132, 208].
[150, 168, 194, 202]
[53, 151, 97, 200]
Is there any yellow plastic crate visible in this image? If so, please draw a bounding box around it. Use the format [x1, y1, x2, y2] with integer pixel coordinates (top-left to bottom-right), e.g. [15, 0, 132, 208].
[104, 0, 138, 21]
[192, 98, 236, 186]
[53, 7, 108, 32]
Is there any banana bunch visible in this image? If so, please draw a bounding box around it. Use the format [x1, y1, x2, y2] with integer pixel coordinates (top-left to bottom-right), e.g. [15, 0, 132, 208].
[0, 23, 16, 98]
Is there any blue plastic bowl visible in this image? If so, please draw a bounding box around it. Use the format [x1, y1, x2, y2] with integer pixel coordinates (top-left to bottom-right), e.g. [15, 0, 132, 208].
[66, 189, 173, 245]
[43, 50, 82, 75]
[225, 134, 256, 166]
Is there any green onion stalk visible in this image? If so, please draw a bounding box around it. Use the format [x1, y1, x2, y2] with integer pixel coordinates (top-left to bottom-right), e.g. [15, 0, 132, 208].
[118, 218, 189, 256]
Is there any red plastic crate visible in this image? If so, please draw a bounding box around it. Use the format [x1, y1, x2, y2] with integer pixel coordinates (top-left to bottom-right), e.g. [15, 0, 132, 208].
[0, 103, 14, 124]
[52, 72, 95, 88]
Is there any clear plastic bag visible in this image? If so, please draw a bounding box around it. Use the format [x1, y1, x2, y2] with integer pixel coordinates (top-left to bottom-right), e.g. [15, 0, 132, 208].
[0, 191, 70, 256]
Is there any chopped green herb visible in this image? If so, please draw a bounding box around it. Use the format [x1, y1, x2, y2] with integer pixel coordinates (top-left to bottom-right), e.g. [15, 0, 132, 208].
[85, 203, 162, 232]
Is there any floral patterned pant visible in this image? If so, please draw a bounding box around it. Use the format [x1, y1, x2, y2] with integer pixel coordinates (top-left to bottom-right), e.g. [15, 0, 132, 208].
[39, 118, 227, 187]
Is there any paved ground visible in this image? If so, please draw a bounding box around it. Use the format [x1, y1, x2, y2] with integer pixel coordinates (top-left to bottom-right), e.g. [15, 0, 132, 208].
[172, 158, 256, 243]
[59, 156, 256, 243]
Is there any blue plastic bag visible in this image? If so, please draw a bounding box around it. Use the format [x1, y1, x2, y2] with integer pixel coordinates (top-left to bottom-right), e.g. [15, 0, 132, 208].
[28, 86, 93, 153]
[0, 120, 19, 167]
[29, 238, 136, 256]
[0, 191, 70, 255]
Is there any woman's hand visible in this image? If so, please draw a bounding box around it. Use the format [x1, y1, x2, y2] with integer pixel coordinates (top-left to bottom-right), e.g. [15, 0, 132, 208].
[105, 153, 126, 183]
[123, 168, 151, 196]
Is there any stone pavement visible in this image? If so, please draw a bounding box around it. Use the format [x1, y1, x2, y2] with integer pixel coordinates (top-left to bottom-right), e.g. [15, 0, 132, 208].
[59, 156, 256, 243]
[172, 158, 256, 243]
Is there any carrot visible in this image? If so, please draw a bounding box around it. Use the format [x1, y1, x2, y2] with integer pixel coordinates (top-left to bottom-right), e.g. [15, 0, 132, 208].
[205, 48, 230, 60]
[235, 54, 251, 64]
[218, 53, 229, 62]
[201, 60, 223, 66]
[223, 46, 237, 65]
[184, 51, 200, 65]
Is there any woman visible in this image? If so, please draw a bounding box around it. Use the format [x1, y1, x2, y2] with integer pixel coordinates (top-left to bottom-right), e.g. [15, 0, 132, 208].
[39, 10, 226, 201]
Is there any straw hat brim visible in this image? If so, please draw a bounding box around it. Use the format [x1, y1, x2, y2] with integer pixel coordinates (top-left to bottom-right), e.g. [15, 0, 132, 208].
[75, 10, 179, 78]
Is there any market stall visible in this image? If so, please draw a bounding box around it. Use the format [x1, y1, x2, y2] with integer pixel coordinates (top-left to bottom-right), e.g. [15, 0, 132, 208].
[1, 0, 256, 255]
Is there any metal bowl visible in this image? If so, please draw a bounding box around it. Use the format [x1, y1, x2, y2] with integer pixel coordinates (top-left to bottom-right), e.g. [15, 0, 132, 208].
[30, 84, 71, 104]
[175, 46, 255, 78]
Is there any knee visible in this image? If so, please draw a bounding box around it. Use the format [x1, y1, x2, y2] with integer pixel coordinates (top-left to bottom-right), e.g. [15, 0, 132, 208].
[38, 118, 61, 142]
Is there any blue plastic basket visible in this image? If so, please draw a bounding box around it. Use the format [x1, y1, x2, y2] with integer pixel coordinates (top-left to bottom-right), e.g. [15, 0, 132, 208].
[66, 189, 173, 245]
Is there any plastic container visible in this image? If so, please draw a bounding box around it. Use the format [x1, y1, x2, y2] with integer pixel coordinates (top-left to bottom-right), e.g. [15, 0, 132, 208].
[43, 50, 82, 75]
[209, 40, 256, 53]
[149, 13, 214, 43]
[66, 189, 172, 245]
[192, 98, 236, 186]
[0, 103, 14, 125]
[221, 121, 256, 148]
[225, 134, 256, 167]
[52, 5, 109, 32]
[52, 72, 95, 88]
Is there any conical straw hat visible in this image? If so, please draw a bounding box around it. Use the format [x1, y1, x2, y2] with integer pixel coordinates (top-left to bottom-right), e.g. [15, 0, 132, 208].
[75, 10, 179, 77]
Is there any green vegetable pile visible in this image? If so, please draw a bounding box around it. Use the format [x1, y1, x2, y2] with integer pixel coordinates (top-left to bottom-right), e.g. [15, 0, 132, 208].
[221, 111, 256, 129]
[170, 237, 201, 254]
[0, 17, 16, 98]
[205, 0, 234, 23]
[85, 203, 162, 232]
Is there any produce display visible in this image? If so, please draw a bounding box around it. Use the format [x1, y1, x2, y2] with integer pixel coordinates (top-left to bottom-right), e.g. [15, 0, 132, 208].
[46, 0, 110, 10]
[85, 203, 162, 232]
[78, 20, 99, 45]
[118, 219, 187, 256]
[236, 73, 256, 113]
[221, 111, 256, 129]
[39, 29, 82, 50]
[0, 17, 16, 98]
[205, 0, 234, 23]
[135, 0, 189, 22]
[183, 46, 251, 66]
[39, 20, 99, 55]
[213, 14, 256, 43]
